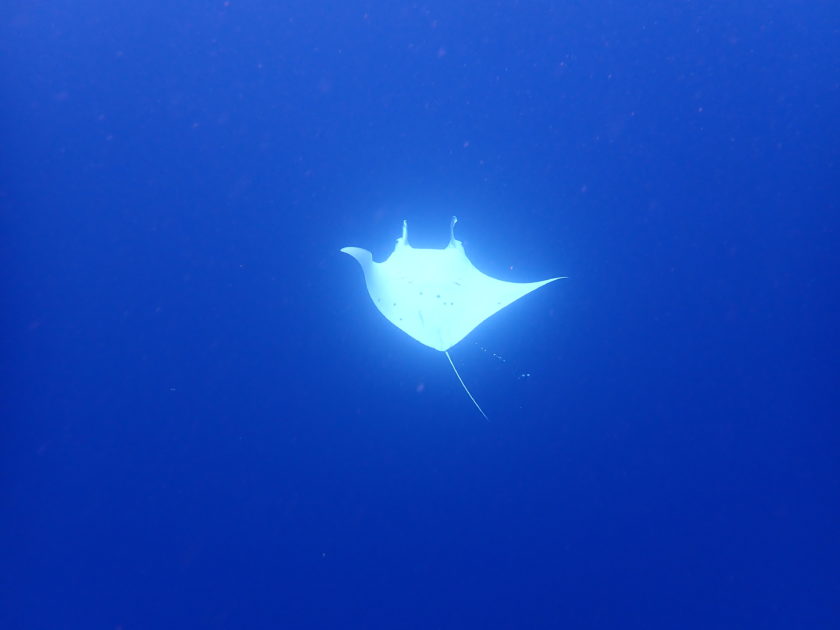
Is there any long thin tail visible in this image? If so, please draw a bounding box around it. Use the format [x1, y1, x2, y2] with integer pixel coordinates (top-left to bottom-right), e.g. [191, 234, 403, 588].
[445, 351, 489, 420]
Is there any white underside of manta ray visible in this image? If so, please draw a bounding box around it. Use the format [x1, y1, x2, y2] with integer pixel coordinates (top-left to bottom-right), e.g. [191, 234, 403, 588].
[341, 217, 564, 419]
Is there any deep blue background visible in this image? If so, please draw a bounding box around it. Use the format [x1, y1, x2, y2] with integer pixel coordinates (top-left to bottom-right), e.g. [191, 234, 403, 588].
[2, 1, 838, 628]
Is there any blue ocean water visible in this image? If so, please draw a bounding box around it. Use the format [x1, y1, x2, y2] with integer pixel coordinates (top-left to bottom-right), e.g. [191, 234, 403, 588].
[1, 1, 837, 628]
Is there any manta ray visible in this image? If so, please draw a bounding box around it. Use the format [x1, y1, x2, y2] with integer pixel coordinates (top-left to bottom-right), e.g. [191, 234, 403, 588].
[342, 217, 562, 418]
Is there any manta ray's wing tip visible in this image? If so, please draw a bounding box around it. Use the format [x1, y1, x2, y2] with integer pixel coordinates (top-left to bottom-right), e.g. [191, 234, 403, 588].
[339, 247, 373, 266]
